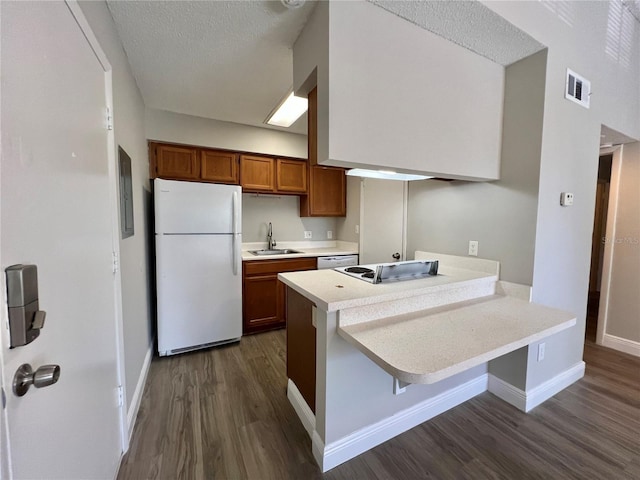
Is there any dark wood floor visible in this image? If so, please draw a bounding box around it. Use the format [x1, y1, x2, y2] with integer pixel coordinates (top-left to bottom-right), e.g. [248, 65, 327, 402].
[118, 321, 640, 479]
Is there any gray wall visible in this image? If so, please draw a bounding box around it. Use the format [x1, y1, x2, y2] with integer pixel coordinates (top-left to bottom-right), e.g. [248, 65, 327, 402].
[242, 194, 337, 243]
[407, 50, 547, 287]
[79, 2, 154, 414]
[605, 142, 640, 343]
[146, 108, 307, 159]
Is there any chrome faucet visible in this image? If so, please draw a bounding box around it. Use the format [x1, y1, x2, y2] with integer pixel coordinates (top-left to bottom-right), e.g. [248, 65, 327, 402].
[267, 222, 276, 250]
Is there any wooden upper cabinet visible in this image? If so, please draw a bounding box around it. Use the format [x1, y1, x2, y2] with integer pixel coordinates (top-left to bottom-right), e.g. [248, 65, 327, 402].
[240, 155, 275, 192]
[300, 86, 347, 217]
[276, 159, 307, 193]
[201, 149, 239, 184]
[154, 144, 199, 180]
[302, 166, 346, 216]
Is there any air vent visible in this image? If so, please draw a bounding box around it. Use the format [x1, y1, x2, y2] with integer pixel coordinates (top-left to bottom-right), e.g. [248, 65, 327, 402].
[565, 68, 590, 108]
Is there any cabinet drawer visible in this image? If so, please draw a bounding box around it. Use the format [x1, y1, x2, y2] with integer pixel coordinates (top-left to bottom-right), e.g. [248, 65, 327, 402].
[243, 257, 317, 276]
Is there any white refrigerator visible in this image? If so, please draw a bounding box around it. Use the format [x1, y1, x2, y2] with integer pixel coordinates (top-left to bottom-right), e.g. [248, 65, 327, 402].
[154, 178, 242, 356]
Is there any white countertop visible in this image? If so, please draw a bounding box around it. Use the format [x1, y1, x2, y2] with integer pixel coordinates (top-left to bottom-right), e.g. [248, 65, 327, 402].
[337, 294, 576, 385]
[278, 267, 496, 312]
[242, 240, 358, 261]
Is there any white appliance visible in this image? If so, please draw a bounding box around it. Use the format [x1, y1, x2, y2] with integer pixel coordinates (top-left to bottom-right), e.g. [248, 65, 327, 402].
[154, 178, 242, 356]
[335, 260, 439, 284]
[317, 255, 359, 269]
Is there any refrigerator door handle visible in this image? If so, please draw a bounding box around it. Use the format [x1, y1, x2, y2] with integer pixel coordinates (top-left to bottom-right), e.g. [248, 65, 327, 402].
[232, 191, 239, 276]
[232, 191, 239, 236]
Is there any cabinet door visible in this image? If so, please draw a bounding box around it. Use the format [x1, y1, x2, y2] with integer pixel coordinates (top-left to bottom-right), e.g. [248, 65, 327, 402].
[201, 149, 238, 184]
[155, 144, 199, 180]
[240, 155, 275, 192]
[276, 158, 307, 193]
[302, 166, 346, 217]
[243, 273, 281, 333]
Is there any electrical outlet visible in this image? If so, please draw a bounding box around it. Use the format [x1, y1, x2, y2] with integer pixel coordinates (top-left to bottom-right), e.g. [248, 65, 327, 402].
[537, 342, 546, 362]
[560, 192, 574, 206]
[468, 240, 478, 256]
[327, 230, 333, 239]
[304, 231, 312, 239]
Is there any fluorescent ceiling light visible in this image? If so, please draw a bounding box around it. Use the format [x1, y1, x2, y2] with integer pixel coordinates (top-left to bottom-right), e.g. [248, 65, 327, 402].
[266, 92, 308, 127]
[347, 169, 433, 181]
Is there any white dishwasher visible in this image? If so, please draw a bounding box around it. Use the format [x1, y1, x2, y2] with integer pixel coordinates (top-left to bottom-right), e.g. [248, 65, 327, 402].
[317, 255, 359, 269]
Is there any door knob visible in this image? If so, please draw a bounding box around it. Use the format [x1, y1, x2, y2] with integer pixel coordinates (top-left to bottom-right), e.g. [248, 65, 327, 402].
[13, 363, 60, 397]
[392, 252, 401, 260]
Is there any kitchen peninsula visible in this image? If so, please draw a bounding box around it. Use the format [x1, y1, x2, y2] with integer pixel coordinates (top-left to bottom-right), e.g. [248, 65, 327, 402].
[279, 252, 577, 472]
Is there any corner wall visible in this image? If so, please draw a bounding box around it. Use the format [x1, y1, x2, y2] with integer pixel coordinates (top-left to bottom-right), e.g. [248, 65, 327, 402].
[406, 50, 547, 287]
[484, 0, 640, 389]
[601, 142, 640, 353]
[79, 0, 153, 420]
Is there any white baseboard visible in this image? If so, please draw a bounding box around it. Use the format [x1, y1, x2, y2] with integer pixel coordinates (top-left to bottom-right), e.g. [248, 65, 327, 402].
[314, 374, 488, 472]
[487, 374, 526, 411]
[601, 334, 640, 357]
[287, 379, 316, 438]
[127, 344, 153, 441]
[488, 361, 585, 413]
[525, 361, 585, 411]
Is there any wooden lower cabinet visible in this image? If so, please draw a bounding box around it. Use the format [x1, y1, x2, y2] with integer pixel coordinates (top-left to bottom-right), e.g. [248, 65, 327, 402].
[242, 257, 316, 334]
[286, 287, 316, 413]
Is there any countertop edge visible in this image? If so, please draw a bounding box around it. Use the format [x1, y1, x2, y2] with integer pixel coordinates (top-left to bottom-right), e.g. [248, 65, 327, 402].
[242, 249, 358, 261]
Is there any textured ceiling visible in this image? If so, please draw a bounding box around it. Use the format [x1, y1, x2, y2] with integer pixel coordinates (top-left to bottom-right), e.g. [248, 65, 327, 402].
[368, 0, 546, 66]
[106, 0, 316, 134]
[621, 0, 640, 21]
[108, 1, 638, 137]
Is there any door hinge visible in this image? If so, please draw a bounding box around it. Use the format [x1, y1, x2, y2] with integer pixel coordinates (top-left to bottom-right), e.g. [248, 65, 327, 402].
[106, 107, 114, 130]
[117, 385, 124, 407]
[112, 251, 119, 274]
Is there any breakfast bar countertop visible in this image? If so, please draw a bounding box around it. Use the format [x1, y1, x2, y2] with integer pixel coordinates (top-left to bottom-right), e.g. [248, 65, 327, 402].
[337, 294, 576, 385]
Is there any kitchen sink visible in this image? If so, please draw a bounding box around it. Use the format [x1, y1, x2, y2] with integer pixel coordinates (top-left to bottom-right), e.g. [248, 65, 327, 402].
[249, 249, 302, 256]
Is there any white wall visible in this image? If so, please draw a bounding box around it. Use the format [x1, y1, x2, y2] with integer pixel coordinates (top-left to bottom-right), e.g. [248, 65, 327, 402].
[483, 0, 640, 389]
[603, 142, 640, 345]
[146, 108, 307, 159]
[336, 176, 361, 243]
[79, 1, 153, 416]
[294, 1, 505, 181]
[242, 194, 336, 243]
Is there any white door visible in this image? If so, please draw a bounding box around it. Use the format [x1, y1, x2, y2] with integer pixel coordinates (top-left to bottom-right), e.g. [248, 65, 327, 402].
[360, 178, 407, 264]
[1, 2, 123, 479]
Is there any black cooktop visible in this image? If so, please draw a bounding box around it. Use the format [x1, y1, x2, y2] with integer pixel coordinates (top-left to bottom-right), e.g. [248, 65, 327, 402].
[344, 266, 374, 274]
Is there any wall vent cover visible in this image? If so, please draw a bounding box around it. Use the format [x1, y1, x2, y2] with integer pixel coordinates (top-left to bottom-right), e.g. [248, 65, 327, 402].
[565, 68, 590, 108]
